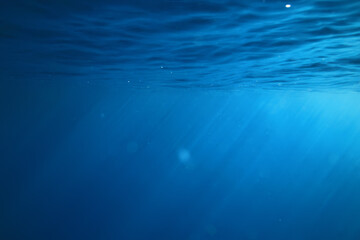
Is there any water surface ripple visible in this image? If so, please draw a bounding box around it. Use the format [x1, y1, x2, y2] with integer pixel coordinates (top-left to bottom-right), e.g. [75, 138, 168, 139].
[1, 0, 360, 90]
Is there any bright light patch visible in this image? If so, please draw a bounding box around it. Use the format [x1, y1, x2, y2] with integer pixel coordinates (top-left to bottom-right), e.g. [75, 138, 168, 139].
[178, 148, 190, 162]
[285, 4, 291, 8]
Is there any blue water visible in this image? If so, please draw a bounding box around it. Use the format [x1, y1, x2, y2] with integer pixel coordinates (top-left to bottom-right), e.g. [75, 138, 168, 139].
[1, 0, 360, 239]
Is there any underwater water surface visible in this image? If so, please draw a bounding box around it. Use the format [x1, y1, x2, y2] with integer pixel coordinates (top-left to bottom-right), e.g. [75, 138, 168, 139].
[1, 0, 360, 239]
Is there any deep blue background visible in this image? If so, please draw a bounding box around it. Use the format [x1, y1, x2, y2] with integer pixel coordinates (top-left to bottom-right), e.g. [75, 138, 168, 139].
[1, 0, 360, 239]
[1, 82, 360, 239]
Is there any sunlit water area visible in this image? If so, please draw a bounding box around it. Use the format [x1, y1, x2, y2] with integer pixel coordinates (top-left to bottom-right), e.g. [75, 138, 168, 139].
[1, 0, 360, 239]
